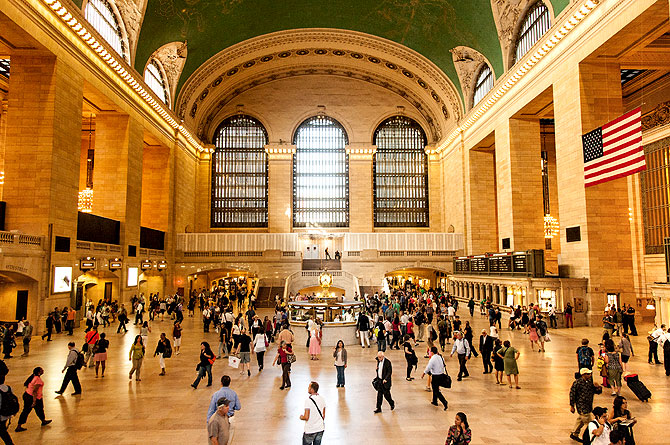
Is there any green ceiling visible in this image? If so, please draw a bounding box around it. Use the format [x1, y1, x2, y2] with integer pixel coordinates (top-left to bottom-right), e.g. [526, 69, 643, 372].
[129, 1, 567, 106]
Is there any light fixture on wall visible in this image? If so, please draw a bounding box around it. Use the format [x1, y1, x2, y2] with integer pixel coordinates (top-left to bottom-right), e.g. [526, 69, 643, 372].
[544, 214, 559, 239]
[78, 188, 93, 213]
[646, 299, 656, 310]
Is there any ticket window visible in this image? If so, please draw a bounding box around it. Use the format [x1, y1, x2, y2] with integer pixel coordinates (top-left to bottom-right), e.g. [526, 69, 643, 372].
[537, 289, 557, 311]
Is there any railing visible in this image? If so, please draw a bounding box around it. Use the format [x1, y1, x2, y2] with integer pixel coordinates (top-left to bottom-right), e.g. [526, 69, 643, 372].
[346, 251, 360, 257]
[283, 269, 360, 302]
[344, 232, 464, 251]
[177, 233, 298, 252]
[0, 231, 44, 249]
[78, 241, 163, 257]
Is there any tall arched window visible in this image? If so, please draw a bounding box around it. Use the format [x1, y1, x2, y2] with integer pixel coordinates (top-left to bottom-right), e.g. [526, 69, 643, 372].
[144, 60, 169, 106]
[211, 115, 269, 228]
[373, 116, 428, 227]
[85, 0, 126, 61]
[293, 116, 349, 228]
[513, 1, 551, 64]
[472, 64, 494, 107]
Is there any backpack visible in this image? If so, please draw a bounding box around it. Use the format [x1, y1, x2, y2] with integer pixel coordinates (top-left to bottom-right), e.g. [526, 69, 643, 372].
[577, 347, 592, 366]
[75, 350, 86, 370]
[581, 420, 602, 445]
[0, 386, 20, 417]
[163, 340, 173, 359]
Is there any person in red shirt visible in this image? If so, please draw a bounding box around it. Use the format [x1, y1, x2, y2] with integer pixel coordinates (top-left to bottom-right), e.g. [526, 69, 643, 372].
[84, 326, 100, 368]
[14, 367, 52, 432]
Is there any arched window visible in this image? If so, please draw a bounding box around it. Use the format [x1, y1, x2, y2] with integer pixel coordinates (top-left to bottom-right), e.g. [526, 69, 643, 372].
[85, 0, 126, 61]
[293, 116, 349, 227]
[144, 60, 169, 106]
[513, 1, 551, 64]
[211, 115, 269, 228]
[472, 64, 494, 107]
[373, 116, 428, 227]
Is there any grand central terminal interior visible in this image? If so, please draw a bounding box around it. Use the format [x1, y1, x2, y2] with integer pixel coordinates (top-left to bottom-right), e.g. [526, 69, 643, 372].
[1, 0, 670, 444]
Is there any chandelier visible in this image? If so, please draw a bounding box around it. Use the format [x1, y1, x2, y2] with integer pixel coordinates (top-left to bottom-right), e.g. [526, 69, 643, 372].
[78, 114, 95, 213]
[544, 214, 559, 239]
[78, 188, 93, 213]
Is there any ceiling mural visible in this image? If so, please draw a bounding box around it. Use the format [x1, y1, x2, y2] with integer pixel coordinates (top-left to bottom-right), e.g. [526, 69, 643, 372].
[134, 0, 570, 103]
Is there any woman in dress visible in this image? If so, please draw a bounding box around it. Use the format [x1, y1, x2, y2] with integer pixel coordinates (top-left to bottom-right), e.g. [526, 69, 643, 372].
[604, 339, 624, 397]
[14, 367, 51, 432]
[128, 335, 144, 381]
[528, 320, 540, 352]
[309, 321, 322, 360]
[445, 412, 471, 445]
[235, 327, 252, 377]
[94, 333, 109, 378]
[253, 325, 267, 372]
[492, 338, 505, 385]
[497, 340, 520, 389]
[333, 339, 348, 387]
[191, 341, 215, 389]
[521, 306, 530, 332]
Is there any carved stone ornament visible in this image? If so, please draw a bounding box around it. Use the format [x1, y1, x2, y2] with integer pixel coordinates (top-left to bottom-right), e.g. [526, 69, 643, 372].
[642, 101, 670, 131]
[115, 0, 143, 58]
[450, 46, 487, 111]
[152, 41, 188, 102]
[490, 0, 533, 69]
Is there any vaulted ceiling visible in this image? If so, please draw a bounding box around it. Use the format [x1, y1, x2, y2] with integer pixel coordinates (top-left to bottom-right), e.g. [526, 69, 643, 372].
[132, 0, 570, 100]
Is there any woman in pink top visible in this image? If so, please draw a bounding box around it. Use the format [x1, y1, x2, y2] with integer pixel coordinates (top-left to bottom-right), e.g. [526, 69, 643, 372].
[14, 367, 51, 432]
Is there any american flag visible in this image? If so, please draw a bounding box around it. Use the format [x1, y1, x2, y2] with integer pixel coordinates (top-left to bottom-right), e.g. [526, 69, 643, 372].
[582, 107, 645, 187]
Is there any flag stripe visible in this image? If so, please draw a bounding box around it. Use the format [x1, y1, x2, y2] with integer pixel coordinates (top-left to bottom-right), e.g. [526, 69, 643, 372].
[585, 154, 646, 180]
[603, 107, 641, 130]
[584, 145, 644, 173]
[585, 163, 646, 187]
[603, 127, 642, 147]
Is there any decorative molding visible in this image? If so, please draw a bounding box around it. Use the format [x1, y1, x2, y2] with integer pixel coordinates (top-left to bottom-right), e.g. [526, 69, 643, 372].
[151, 41, 187, 106]
[490, 0, 533, 70]
[115, 0, 142, 63]
[642, 101, 670, 132]
[450, 46, 489, 112]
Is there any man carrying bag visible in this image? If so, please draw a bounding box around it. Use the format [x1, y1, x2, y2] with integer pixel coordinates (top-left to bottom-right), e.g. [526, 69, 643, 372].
[421, 346, 450, 410]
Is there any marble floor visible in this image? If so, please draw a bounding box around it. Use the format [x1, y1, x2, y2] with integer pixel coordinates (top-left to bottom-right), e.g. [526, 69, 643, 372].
[1, 310, 668, 444]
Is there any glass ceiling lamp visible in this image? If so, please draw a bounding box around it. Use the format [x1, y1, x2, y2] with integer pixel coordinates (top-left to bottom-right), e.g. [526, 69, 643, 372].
[646, 299, 656, 310]
[544, 214, 559, 239]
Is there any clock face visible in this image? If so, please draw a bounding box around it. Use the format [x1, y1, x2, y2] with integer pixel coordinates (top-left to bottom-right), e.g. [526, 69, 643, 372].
[320, 272, 332, 287]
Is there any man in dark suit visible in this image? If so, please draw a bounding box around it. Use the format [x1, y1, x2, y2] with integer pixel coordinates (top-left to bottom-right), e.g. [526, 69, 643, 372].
[374, 351, 394, 413]
[479, 329, 494, 374]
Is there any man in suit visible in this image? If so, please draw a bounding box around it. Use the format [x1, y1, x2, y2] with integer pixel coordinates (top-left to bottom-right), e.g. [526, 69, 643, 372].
[479, 329, 494, 374]
[374, 351, 394, 413]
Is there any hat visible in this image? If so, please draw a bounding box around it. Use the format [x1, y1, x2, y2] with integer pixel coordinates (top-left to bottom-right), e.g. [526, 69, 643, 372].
[579, 368, 592, 375]
[216, 398, 231, 407]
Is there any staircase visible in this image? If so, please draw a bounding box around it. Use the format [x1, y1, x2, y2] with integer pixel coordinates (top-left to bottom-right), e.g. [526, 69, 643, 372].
[256, 286, 286, 308]
[302, 258, 341, 271]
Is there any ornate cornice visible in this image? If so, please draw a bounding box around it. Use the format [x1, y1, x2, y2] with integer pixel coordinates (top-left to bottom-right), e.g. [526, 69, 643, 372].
[642, 101, 670, 132]
[490, 0, 534, 70]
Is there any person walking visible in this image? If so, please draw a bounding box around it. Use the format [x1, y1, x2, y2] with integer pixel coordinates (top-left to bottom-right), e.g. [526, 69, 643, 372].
[479, 329, 493, 374]
[497, 340, 520, 389]
[173, 322, 182, 356]
[450, 331, 470, 381]
[403, 335, 418, 381]
[272, 341, 292, 390]
[373, 351, 395, 413]
[357, 312, 370, 348]
[618, 333, 634, 373]
[300, 381, 326, 445]
[569, 368, 602, 442]
[586, 407, 612, 445]
[128, 335, 145, 381]
[333, 340, 347, 388]
[14, 367, 51, 432]
[140, 321, 151, 349]
[55, 342, 81, 396]
[2, 327, 14, 359]
[253, 326, 267, 372]
[94, 333, 109, 378]
[207, 375, 242, 445]
[604, 339, 623, 397]
[192, 341, 215, 389]
[217, 322, 229, 360]
[234, 328, 252, 377]
[576, 339, 595, 370]
[207, 398, 231, 445]
[0, 369, 16, 445]
[116, 305, 128, 334]
[445, 412, 471, 445]
[41, 314, 54, 341]
[154, 333, 171, 376]
[20, 322, 33, 357]
[375, 318, 387, 352]
[422, 346, 449, 410]
[83, 326, 100, 368]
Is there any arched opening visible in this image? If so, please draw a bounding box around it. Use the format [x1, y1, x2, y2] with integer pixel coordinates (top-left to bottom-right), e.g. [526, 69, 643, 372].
[512, 1, 551, 65]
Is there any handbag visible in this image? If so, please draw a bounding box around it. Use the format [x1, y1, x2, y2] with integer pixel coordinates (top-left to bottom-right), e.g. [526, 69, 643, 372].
[208, 356, 216, 365]
[372, 377, 382, 391]
[544, 333, 552, 342]
[287, 353, 297, 364]
[228, 356, 240, 369]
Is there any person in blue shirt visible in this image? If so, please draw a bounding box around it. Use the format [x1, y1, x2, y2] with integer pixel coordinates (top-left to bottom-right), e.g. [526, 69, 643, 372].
[207, 375, 241, 445]
[450, 331, 471, 381]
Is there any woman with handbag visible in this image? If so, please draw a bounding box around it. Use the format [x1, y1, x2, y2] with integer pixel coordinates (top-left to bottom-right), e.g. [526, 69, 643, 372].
[191, 341, 215, 389]
[272, 340, 292, 390]
[253, 325, 268, 372]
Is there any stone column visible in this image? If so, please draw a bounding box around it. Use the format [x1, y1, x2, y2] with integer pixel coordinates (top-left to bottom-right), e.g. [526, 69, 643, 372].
[427, 148, 443, 231]
[495, 118, 545, 251]
[266, 145, 294, 233]
[553, 61, 635, 321]
[465, 149, 498, 253]
[347, 145, 374, 232]
[141, 144, 171, 231]
[0, 101, 7, 200]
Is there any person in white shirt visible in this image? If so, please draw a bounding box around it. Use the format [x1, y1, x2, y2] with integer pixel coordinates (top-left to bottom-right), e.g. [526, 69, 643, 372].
[421, 346, 449, 410]
[447, 305, 456, 321]
[587, 406, 611, 445]
[648, 324, 665, 364]
[450, 332, 471, 381]
[300, 381, 326, 445]
[490, 324, 499, 339]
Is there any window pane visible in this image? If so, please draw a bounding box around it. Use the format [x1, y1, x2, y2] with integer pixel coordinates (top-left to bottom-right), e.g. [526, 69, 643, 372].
[641, 138, 670, 254]
[373, 116, 429, 227]
[293, 116, 349, 228]
[85, 0, 126, 60]
[473, 64, 494, 106]
[211, 115, 269, 228]
[514, 2, 550, 64]
[144, 61, 169, 105]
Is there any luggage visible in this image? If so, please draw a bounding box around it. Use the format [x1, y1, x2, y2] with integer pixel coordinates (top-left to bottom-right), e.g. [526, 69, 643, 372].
[624, 374, 651, 402]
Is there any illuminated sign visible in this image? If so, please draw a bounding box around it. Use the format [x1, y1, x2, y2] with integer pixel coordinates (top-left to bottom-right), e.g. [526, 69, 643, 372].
[141, 261, 153, 270]
[53, 266, 72, 293]
[127, 267, 138, 287]
[109, 259, 123, 270]
[157, 261, 168, 270]
[80, 257, 96, 270]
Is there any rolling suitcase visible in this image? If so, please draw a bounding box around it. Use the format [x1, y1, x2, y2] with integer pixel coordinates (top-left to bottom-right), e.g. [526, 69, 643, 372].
[624, 373, 651, 402]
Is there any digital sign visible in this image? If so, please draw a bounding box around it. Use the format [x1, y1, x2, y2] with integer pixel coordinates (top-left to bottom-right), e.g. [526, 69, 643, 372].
[53, 266, 73, 293]
[127, 267, 138, 287]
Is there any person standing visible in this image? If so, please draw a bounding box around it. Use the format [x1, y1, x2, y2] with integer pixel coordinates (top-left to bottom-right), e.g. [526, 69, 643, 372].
[234, 328, 252, 377]
[14, 367, 51, 432]
[207, 375, 241, 445]
[497, 340, 520, 389]
[94, 333, 109, 378]
[128, 335, 144, 382]
[207, 398, 230, 445]
[450, 331, 470, 381]
[66, 307, 76, 335]
[626, 305, 637, 336]
[41, 314, 54, 341]
[20, 322, 33, 357]
[173, 321, 182, 356]
[154, 333, 171, 376]
[569, 368, 602, 442]
[309, 323, 322, 360]
[548, 304, 557, 329]
[492, 338, 505, 385]
[55, 342, 81, 396]
[272, 341, 292, 390]
[356, 312, 370, 348]
[375, 318, 387, 352]
[479, 329, 493, 374]
[333, 340, 347, 388]
[565, 303, 574, 328]
[445, 412, 471, 445]
[618, 333, 634, 373]
[192, 342, 215, 389]
[253, 326, 267, 372]
[403, 335, 418, 381]
[421, 346, 449, 410]
[2, 327, 14, 359]
[300, 381, 326, 445]
[587, 407, 612, 445]
[576, 339, 595, 370]
[373, 351, 394, 413]
[648, 324, 665, 365]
